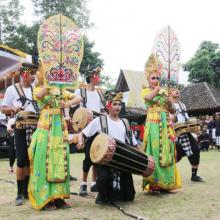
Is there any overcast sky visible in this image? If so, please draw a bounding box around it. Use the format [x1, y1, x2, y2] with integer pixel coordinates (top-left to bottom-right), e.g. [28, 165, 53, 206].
[20, 0, 220, 84]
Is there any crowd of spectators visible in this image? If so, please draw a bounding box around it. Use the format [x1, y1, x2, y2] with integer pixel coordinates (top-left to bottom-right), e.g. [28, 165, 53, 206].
[198, 113, 220, 151]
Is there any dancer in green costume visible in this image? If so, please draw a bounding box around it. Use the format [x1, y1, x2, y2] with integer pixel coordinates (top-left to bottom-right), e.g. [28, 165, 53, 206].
[28, 70, 82, 210]
[141, 54, 181, 193]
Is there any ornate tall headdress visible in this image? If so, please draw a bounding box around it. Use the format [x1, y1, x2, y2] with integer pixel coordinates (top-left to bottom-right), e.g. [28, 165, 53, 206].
[144, 54, 163, 80]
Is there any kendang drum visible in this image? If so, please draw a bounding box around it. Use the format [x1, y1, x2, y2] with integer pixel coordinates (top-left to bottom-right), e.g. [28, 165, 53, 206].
[174, 121, 201, 136]
[90, 133, 155, 177]
[72, 107, 105, 133]
[72, 107, 93, 133]
[16, 111, 39, 129]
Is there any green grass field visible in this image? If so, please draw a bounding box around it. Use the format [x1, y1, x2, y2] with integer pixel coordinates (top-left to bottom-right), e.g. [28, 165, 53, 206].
[0, 151, 219, 220]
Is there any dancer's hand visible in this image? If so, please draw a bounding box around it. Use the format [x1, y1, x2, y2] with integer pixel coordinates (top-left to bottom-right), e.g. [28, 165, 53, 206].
[60, 100, 71, 108]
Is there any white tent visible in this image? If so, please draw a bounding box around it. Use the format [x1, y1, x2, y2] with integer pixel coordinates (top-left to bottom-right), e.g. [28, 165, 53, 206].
[0, 45, 32, 81]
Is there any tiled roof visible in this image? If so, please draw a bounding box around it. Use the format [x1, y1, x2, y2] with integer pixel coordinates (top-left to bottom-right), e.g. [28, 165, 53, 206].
[181, 82, 220, 112]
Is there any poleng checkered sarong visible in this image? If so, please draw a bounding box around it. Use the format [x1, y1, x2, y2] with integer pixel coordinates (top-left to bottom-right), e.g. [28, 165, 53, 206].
[177, 133, 193, 157]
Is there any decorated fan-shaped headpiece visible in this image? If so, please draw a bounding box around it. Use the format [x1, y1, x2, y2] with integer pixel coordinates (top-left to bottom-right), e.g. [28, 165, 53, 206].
[37, 13, 84, 89]
[145, 54, 163, 80]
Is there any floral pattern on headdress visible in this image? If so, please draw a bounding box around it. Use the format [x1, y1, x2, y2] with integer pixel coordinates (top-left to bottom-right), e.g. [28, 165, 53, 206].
[105, 90, 123, 102]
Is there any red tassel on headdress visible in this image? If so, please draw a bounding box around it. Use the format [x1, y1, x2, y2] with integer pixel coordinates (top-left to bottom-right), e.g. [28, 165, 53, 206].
[23, 71, 28, 79]
[106, 101, 112, 110]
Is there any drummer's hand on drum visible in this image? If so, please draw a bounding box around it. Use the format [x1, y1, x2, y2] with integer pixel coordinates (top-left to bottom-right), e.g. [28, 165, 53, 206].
[7, 127, 14, 134]
[76, 132, 84, 150]
[12, 106, 23, 115]
[87, 110, 94, 123]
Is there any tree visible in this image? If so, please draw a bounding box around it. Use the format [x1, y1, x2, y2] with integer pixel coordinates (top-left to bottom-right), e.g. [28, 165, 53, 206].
[1, 0, 108, 85]
[32, 0, 92, 28]
[183, 41, 220, 89]
[0, 0, 24, 43]
[80, 36, 104, 76]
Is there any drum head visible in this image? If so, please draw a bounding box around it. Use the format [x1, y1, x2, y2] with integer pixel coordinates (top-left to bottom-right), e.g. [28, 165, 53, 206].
[90, 133, 113, 163]
[72, 107, 88, 132]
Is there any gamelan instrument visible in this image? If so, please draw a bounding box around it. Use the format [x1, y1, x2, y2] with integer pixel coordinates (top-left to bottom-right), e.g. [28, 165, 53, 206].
[15, 111, 39, 129]
[174, 121, 201, 136]
[72, 107, 105, 133]
[90, 133, 155, 177]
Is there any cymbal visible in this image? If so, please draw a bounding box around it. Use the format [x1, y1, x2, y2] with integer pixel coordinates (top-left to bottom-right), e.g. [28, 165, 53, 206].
[72, 107, 88, 132]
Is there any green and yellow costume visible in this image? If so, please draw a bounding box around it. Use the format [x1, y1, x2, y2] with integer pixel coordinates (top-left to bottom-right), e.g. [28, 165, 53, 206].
[141, 88, 181, 191]
[28, 87, 74, 210]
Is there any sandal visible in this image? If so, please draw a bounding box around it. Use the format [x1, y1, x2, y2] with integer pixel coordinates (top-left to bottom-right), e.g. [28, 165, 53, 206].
[42, 202, 57, 211]
[54, 199, 71, 209]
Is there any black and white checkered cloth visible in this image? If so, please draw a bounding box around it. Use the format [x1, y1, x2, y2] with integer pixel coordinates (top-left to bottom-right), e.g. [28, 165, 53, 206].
[216, 136, 220, 146]
[25, 125, 37, 146]
[177, 133, 193, 157]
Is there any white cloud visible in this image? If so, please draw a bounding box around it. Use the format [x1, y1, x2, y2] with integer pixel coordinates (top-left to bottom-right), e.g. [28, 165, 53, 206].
[86, 0, 220, 84]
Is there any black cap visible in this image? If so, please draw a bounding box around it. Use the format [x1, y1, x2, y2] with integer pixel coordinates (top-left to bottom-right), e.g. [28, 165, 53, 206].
[20, 62, 38, 74]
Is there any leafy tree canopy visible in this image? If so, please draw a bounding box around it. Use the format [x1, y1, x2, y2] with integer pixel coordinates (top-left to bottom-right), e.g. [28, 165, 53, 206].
[32, 0, 92, 28]
[183, 41, 220, 89]
[1, 0, 106, 82]
[0, 0, 24, 44]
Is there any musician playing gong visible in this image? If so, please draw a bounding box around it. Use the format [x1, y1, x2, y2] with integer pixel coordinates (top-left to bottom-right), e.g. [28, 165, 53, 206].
[141, 54, 181, 193]
[170, 88, 204, 182]
[27, 66, 82, 210]
[1, 62, 38, 206]
[75, 63, 105, 196]
[77, 90, 138, 204]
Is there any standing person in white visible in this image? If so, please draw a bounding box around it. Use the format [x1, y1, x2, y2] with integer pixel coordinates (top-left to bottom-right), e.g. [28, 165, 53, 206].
[1, 63, 38, 206]
[77, 90, 138, 204]
[75, 63, 105, 195]
[170, 88, 204, 182]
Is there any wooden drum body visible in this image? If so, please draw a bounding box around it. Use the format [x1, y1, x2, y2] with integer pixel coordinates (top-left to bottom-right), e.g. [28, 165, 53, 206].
[90, 133, 155, 177]
[16, 111, 39, 129]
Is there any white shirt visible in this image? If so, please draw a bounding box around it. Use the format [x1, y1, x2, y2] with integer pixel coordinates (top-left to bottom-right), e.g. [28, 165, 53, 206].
[75, 88, 103, 113]
[82, 115, 138, 145]
[2, 84, 36, 112]
[173, 101, 189, 123]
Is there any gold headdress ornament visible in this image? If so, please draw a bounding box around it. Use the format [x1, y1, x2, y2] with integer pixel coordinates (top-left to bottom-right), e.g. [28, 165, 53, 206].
[105, 90, 123, 102]
[145, 54, 163, 80]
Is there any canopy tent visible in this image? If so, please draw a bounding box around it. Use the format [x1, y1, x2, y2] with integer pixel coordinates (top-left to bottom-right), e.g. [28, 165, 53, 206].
[0, 45, 32, 90]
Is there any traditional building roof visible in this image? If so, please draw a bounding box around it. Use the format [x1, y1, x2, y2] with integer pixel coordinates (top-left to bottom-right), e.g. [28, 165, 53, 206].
[115, 69, 147, 108]
[181, 82, 220, 115]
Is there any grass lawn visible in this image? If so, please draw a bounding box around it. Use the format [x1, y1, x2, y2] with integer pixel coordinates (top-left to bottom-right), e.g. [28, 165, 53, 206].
[0, 151, 219, 220]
